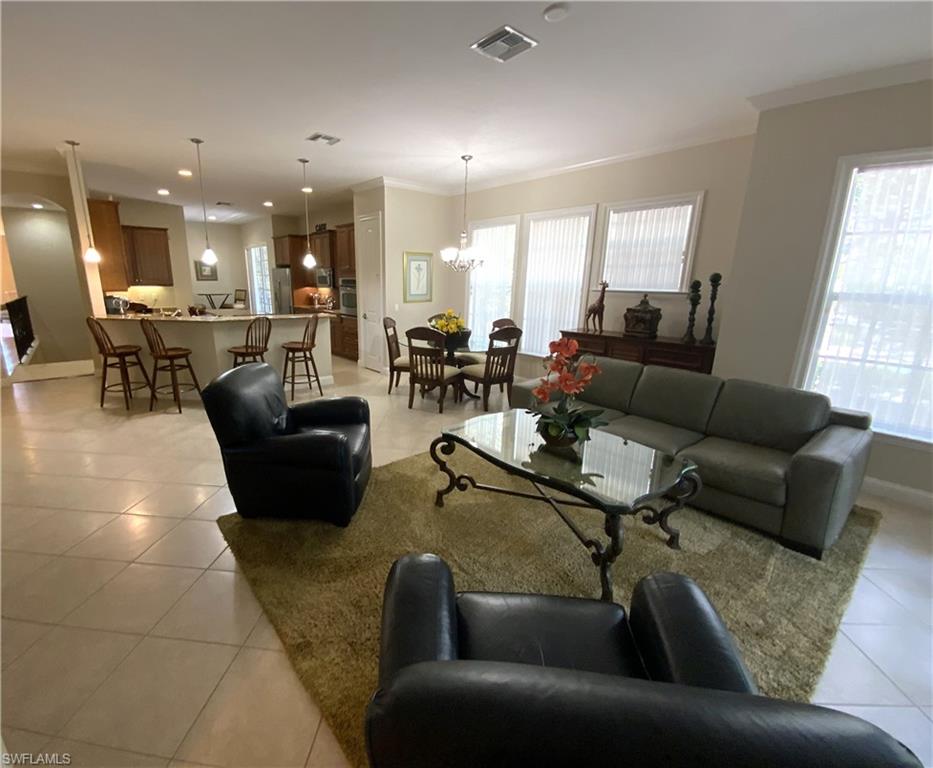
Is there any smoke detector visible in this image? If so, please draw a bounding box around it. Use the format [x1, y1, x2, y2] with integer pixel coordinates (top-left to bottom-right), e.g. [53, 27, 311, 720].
[471, 25, 538, 62]
[307, 132, 342, 146]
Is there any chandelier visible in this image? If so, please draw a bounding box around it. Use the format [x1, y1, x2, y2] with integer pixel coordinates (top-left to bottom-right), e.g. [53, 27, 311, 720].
[440, 155, 483, 272]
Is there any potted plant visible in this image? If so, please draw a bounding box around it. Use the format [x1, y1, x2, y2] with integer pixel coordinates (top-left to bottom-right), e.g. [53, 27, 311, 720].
[430, 309, 471, 360]
[530, 337, 607, 447]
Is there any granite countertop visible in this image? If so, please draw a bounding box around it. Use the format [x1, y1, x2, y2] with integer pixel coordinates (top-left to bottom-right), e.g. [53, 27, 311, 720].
[95, 312, 336, 323]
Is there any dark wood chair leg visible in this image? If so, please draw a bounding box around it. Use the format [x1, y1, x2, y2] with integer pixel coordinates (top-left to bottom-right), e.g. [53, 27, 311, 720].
[149, 362, 159, 411]
[395, 371, 402, 387]
[309, 352, 323, 396]
[282, 351, 289, 386]
[187, 357, 202, 394]
[99, 357, 109, 407]
[290, 352, 297, 400]
[408, 378, 415, 409]
[118, 358, 132, 410]
[482, 383, 491, 412]
[506, 381, 513, 407]
[302, 353, 313, 394]
[438, 383, 447, 414]
[387, 365, 394, 394]
[169, 360, 181, 413]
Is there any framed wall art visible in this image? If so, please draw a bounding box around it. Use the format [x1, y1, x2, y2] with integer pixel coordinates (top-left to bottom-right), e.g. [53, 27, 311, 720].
[403, 251, 432, 303]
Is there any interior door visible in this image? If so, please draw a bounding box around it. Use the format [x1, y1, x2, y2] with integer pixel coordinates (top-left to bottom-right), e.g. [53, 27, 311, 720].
[356, 213, 384, 372]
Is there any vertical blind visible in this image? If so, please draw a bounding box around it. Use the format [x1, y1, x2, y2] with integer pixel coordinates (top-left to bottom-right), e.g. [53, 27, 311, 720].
[602, 201, 694, 291]
[521, 212, 592, 356]
[805, 161, 932, 442]
[467, 221, 517, 339]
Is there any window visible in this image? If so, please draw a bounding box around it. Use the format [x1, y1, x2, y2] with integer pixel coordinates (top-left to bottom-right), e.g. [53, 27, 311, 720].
[520, 207, 595, 356]
[246, 245, 273, 314]
[599, 193, 702, 292]
[467, 217, 518, 337]
[802, 156, 932, 442]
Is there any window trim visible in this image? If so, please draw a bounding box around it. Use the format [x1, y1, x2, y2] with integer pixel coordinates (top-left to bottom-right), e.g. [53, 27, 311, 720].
[464, 214, 521, 324]
[791, 146, 933, 445]
[517, 204, 598, 354]
[593, 191, 704, 294]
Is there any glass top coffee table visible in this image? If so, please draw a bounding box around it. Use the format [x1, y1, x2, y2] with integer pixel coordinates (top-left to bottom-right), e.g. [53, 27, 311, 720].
[429, 409, 701, 601]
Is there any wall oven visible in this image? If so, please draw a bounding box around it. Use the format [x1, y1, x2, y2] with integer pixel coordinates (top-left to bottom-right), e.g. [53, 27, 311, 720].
[338, 277, 357, 314]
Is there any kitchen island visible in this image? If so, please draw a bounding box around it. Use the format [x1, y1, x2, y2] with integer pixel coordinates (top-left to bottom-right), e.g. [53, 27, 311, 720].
[96, 312, 335, 393]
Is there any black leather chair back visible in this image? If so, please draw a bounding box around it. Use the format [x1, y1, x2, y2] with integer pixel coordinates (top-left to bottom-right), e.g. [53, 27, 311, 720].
[201, 363, 288, 448]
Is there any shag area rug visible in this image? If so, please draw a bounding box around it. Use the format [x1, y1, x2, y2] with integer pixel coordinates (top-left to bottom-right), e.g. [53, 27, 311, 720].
[218, 450, 879, 768]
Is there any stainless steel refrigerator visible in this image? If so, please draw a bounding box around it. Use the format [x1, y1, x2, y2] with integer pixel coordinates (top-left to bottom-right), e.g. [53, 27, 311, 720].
[272, 267, 292, 314]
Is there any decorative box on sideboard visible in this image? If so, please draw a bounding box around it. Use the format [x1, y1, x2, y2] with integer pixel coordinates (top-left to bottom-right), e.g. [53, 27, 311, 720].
[560, 328, 715, 374]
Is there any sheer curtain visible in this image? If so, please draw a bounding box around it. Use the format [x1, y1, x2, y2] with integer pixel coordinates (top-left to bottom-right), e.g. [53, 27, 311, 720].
[521, 210, 593, 356]
[467, 220, 517, 339]
[602, 201, 694, 291]
[805, 161, 932, 442]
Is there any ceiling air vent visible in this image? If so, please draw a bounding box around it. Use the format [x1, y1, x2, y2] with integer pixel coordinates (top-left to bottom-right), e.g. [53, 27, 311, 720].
[306, 132, 341, 146]
[471, 25, 538, 62]
[215, 201, 233, 206]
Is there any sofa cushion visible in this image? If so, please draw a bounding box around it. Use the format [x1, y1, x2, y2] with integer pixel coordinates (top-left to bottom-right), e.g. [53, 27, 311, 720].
[707, 379, 831, 453]
[599, 415, 704, 455]
[680, 436, 791, 507]
[534, 399, 625, 423]
[627, 366, 723, 433]
[573, 357, 644, 414]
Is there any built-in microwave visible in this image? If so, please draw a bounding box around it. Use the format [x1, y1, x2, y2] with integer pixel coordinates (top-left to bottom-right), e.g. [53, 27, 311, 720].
[339, 277, 357, 314]
[314, 268, 333, 288]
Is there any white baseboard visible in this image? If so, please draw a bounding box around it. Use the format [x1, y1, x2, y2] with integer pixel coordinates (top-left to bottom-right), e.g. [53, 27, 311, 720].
[859, 476, 933, 512]
[2, 359, 95, 386]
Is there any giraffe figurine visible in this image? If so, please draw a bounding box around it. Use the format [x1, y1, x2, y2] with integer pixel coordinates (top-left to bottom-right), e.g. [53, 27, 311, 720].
[584, 281, 610, 333]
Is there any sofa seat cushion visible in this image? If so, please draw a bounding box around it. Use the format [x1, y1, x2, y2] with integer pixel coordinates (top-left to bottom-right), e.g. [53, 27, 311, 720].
[456, 592, 647, 679]
[680, 437, 791, 507]
[297, 422, 369, 476]
[599, 415, 704, 455]
[535, 399, 626, 424]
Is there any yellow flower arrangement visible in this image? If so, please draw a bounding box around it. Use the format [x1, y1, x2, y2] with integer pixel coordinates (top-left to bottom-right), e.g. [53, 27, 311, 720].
[431, 309, 466, 334]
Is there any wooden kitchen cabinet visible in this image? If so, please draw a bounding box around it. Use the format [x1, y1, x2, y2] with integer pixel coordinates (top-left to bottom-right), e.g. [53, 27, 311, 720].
[122, 226, 173, 286]
[330, 314, 342, 356]
[329, 314, 359, 361]
[334, 223, 355, 276]
[278, 233, 336, 288]
[88, 199, 130, 291]
[273, 236, 291, 268]
[310, 231, 334, 269]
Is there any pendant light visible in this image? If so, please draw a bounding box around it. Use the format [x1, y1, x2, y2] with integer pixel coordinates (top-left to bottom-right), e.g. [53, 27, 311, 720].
[65, 140, 101, 264]
[298, 158, 316, 269]
[440, 154, 483, 273]
[190, 138, 217, 266]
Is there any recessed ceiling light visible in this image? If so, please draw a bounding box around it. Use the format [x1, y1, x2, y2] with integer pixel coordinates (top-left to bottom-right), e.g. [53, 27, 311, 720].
[157, 188, 170, 196]
[31, 203, 44, 209]
[263, 201, 274, 207]
[207, 215, 217, 221]
[543, 2, 570, 23]
[301, 186, 313, 194]
[178, 169, 193, 177]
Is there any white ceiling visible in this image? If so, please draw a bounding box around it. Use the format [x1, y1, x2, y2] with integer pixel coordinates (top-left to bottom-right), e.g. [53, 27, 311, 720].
[3, 2, 931, 222]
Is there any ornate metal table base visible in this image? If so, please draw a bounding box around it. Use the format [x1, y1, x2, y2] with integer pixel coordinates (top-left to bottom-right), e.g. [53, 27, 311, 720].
[429, 435, 701, 602]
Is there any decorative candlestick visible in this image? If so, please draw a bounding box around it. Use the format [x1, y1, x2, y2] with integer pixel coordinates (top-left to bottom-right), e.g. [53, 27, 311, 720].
[700, 272, 722, 345]
[681, 280, 702, 344]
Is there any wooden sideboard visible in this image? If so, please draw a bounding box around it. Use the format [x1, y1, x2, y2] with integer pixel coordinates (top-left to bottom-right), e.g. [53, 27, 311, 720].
[560, 328, 715, 374]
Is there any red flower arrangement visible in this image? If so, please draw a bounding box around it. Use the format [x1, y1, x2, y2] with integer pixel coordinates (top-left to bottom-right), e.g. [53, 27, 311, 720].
[530, 338, 608, 445]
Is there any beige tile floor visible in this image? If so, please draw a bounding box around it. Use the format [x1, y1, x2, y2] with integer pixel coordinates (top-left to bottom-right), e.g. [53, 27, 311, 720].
[1, 357, 931, 766]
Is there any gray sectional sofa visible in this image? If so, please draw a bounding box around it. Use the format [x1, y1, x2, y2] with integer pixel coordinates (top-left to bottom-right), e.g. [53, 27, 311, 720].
[513, 357, 873, 558]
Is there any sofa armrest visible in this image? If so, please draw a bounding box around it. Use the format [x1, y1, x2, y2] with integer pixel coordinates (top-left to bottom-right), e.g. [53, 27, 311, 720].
[378, 554, 457, 688]
[223, 430, 352, 472]
[784, 425, 873, 553]
[366, 661, 921, 768]
[629, 572, 757, 694]
[829, 407, 872, 430]
[288, 396, 370, 429]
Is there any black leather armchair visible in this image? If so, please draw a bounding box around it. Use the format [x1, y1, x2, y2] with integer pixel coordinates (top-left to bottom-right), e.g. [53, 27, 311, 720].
[201, 362, 371, 526]
[366, 554, 921, 768]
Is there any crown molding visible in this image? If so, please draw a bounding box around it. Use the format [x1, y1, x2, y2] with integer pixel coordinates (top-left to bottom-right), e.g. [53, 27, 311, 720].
[748, 59, 933, 112]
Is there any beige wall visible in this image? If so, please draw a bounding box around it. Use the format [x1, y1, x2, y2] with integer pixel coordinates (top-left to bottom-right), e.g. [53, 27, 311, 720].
[714, 80, 933, 493]
[456, 135, 756, 340]
[2, 207, 90, 362]
[112, 197, 191, 310]
[296, 200, 354, 234]
[383, 187, 462, 334]
[186, 221, 248, 301]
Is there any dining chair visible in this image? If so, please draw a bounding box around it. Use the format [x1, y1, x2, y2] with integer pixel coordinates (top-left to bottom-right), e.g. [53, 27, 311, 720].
[383, 317, 410, 394]
[233, 288, 248, 308]
[406, 326, 463, 414]
[460, 326, 523, 411]
[86, 317, 152, 410]
[281, 315, 323, 399]
[140, 319, 202, 413]
[229, 316, 272, 367]
[491, 317, 517, 329]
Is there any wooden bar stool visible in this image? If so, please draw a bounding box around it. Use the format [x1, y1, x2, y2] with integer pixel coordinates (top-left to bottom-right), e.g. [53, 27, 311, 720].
[228, 317, 271, 367]
[86, 317, 152, 410]
[140, 319, 202, 413]
[282, 315, 323, 399]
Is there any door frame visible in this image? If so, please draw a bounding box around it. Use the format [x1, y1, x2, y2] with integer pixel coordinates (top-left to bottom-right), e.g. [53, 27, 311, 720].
[355, 212, 384, 371]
